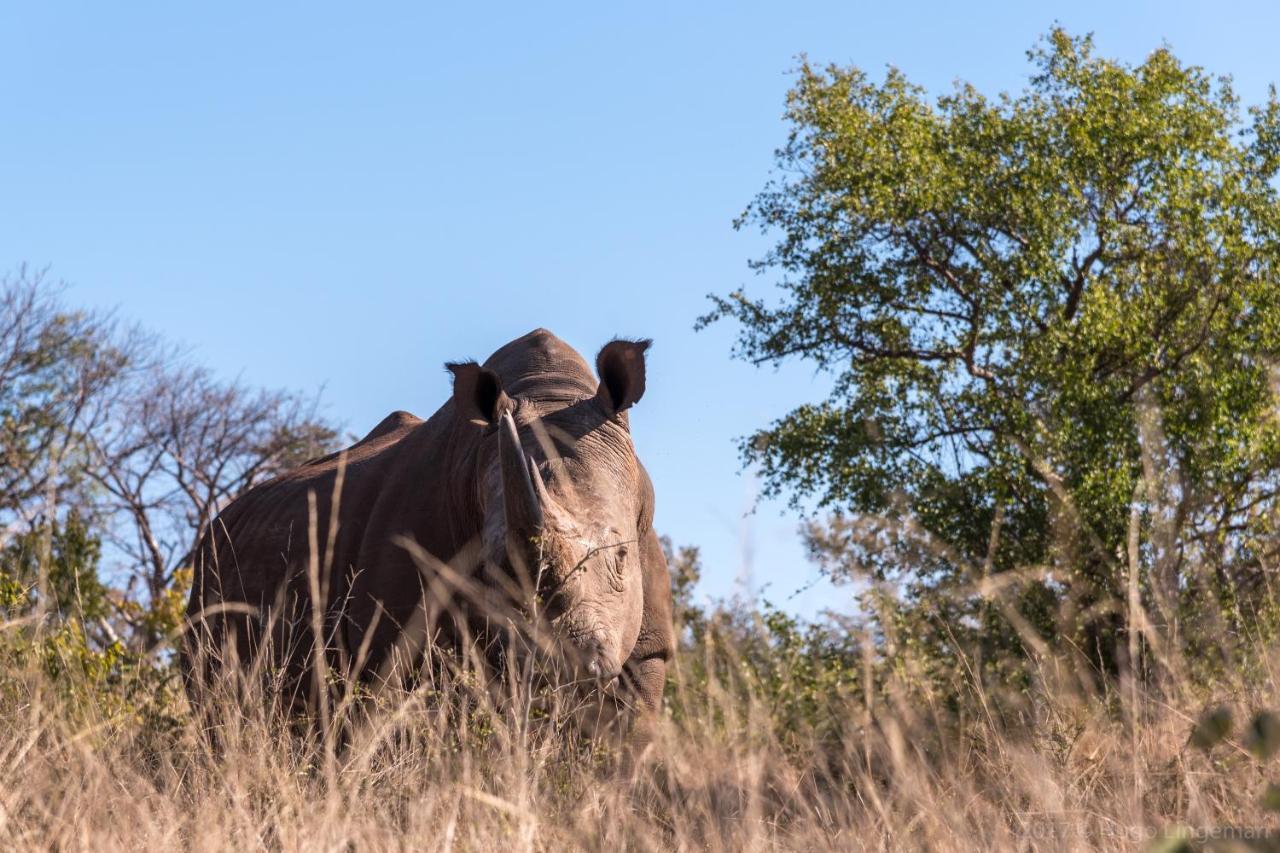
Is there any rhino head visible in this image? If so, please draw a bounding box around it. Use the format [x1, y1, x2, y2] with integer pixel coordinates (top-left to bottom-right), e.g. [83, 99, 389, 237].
[447, 338, 652, 687]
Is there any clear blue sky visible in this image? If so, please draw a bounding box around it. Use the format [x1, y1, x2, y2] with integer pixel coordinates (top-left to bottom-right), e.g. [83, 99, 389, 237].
[3, 2, 1277, 617]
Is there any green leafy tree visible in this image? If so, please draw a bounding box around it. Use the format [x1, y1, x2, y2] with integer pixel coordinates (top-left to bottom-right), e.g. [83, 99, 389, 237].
[1, 511, 108, 624]
[660, 534, 706, 638]
[704, 30, 1280, 676]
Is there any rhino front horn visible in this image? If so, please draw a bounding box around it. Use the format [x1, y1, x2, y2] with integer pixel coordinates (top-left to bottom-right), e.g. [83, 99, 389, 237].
[499, 412, 545, 545]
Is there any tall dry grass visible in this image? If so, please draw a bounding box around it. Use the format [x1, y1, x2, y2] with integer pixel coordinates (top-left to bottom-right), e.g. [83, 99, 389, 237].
[5, 410, 1280, 852]
[1, 590, 1277, 853]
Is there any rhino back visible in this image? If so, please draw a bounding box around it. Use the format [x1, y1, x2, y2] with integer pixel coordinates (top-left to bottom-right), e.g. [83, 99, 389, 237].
[187, 409, 432, 632]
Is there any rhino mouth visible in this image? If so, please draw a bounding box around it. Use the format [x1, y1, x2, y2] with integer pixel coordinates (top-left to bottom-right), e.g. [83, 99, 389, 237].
[497, 615, 621, 691]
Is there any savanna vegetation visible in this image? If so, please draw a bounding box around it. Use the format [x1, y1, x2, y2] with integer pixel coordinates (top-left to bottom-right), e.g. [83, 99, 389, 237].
[5, 29, 1280, 851]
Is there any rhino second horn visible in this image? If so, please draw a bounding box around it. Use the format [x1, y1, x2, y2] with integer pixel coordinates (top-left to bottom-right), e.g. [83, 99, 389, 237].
[500, 412, 544, 539]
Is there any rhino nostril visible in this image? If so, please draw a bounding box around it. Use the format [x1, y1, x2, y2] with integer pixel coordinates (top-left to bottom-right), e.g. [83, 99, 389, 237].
[584, 657, 619, 684]
[569, 634, 618, 684]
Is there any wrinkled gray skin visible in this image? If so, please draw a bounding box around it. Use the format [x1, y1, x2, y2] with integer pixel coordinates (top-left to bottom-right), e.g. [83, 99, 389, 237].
[183, 329, 673, 743]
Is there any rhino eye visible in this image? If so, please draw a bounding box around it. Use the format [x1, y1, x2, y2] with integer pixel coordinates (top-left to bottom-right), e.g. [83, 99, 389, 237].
[605, 552, 627, 592]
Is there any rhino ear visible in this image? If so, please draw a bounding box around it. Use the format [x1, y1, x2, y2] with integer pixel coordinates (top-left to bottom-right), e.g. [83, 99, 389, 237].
[594, 339, 651, 415]
[447, 361, 511, 425]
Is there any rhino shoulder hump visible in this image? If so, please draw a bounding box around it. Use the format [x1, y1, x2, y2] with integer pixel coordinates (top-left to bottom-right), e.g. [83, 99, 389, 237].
[360, 410, 421, 443]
